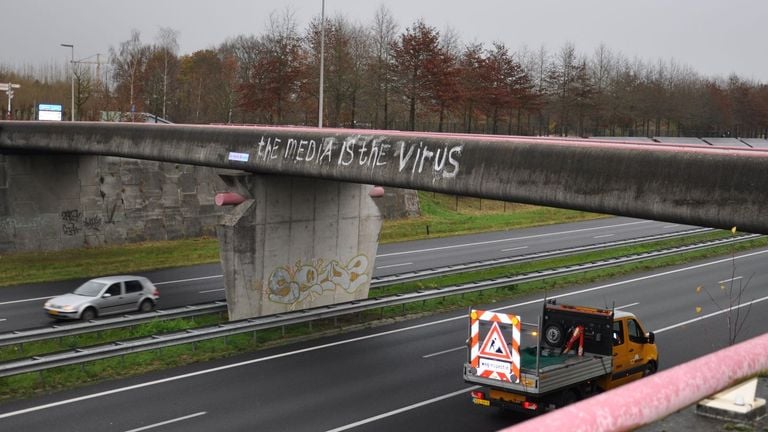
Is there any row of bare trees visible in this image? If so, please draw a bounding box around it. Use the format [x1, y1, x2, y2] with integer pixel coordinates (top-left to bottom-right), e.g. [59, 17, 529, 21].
[2, 6, 767, 138]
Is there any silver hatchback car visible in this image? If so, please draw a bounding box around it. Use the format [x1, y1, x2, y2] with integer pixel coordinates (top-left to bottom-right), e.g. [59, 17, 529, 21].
[44, 275, 160, 320]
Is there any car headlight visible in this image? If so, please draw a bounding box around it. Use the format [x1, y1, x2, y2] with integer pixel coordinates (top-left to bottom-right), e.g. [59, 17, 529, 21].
[61, 305, 76, 312]
[44, 301, 52, 308]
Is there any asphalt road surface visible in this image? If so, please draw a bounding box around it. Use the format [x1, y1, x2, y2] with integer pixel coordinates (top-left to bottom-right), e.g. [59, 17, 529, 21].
[0, 217, 698, 332]
[1, 240, 766, 431]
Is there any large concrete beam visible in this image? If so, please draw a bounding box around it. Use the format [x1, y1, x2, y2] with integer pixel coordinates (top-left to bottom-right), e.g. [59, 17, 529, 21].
[2, 121, 768, 234]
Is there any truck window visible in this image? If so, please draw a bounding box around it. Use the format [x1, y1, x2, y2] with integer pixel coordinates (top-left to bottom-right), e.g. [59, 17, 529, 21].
[628, 319, 645, 343]
[612, 321, 624, 345]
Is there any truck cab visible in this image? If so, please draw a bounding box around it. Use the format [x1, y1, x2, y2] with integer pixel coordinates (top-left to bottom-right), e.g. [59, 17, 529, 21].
[602, 310, 658, 390]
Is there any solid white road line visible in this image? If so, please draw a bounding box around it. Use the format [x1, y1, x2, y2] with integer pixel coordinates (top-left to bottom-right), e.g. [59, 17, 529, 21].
[653, 293, 768, 334]
[593, 234, 615, 239]
[0, 220, 655, 306]
[2, 248, 766, 421]
[0, 296, 54, 306]
[153, 275, 222, 285]
[500, 246, 529, 252]
[616, 302, 640, 310]
[422, 346, 465, 358]
[324, 293, 768, 432]
[376, 220, 652, 257]
[376, 262, 413, 269]
[718, 276, 743, 284]
[123, 411, 207, 432]
[323, 387, 480, 432]
[198, 288, 225, 294]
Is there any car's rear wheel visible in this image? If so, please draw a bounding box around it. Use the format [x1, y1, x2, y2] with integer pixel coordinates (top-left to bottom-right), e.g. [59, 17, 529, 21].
[81, 307, 97, 321]
[139, 299, 155, 313]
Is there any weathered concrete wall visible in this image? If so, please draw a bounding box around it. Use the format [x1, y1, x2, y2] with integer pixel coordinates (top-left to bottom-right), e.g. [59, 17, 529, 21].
[377, 187, 420, 219]
[217, 174, 383, 319]
[0, 154, 226, 252]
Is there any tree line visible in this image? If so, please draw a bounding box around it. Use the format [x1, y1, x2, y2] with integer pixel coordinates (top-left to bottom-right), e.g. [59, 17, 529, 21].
[2, 6, 767, 138]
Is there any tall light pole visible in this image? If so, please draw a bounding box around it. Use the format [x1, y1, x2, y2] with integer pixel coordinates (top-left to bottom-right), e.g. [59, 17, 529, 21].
[318, 0, 325, 128]
[60, 43, 75, 121]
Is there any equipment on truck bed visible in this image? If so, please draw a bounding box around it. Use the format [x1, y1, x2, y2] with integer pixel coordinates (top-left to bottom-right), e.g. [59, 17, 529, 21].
[464, 300, 658, 413]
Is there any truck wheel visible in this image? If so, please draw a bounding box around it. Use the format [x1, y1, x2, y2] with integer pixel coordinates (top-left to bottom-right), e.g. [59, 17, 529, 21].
[643, 361, 658, 377]
[557, 389, 580, 408]
[544, 324, 565, 348]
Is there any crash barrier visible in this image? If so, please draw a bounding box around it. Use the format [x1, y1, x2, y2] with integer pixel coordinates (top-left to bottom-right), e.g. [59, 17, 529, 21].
[0, 228, 728, 348]
[505, 332, 768, 432]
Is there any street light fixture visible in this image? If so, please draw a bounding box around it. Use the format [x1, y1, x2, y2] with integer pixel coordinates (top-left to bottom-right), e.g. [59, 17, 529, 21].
[318, 0, 325, 128]
[60, 43, 74, 121]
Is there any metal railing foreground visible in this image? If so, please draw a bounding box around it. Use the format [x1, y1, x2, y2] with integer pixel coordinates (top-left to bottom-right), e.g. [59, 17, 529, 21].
[504, 332, 768, 432]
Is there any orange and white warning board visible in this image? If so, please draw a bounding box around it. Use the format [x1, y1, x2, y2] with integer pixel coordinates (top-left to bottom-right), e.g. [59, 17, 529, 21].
[469, 309, 521, 382]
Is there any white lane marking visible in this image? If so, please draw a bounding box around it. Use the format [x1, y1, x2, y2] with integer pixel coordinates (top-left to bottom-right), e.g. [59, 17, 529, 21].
[2, 248, 766, 421]
[376, 220, 651, 257]
[422, 346, 465, 359]
[0, 318, 6, 322]
[124, 411, 207, 432]
[593, 234, 615, 239]
[616, 302, 639, 310]
[376, 262, 413, 270]
[0, 296, 54, 306]
[153, 275, 222, 285]
[500, 246, 528, 252]
[324, 387, 479, 432]
[653, 294, 768, 334]
[663, 224, 679, 229]
[0, 220, 654, 306]
[199, 289, 225, 294]
[718, 276, 743, 284]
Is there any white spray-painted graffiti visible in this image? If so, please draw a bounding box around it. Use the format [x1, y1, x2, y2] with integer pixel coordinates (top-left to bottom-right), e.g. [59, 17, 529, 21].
[243, 135, 463, 178]
[267, 255, 370, 308]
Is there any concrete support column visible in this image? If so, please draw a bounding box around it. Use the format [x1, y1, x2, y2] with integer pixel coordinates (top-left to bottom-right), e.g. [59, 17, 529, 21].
[216, 174, 383, 320]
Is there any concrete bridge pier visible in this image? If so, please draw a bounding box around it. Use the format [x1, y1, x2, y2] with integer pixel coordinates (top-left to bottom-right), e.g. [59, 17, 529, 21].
[216, 173, 383, 320]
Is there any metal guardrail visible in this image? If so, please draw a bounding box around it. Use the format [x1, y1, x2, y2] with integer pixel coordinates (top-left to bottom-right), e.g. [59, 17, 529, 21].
[0, 302, 227, 348]
[0, 233, 759, 378]
[0, 228, 715, 348]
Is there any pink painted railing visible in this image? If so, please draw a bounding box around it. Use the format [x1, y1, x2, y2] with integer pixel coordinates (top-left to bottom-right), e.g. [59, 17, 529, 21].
[505, 332, 768, 432]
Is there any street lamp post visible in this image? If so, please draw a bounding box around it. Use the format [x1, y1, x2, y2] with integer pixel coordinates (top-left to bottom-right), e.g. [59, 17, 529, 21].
[60, 43, 74, 121]
[318, 0, 325, 128]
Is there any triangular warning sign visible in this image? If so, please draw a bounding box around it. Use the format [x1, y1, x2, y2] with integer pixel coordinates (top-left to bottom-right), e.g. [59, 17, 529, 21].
[478, 321, 513, 362]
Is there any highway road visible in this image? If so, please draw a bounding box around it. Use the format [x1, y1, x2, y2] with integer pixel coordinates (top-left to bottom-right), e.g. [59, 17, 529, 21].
[0, 217, 699, 332]
[1, 234, 766, 431]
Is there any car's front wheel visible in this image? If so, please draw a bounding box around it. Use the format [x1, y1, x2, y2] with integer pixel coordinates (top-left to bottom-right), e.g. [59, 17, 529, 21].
[81, 307, 97, 321]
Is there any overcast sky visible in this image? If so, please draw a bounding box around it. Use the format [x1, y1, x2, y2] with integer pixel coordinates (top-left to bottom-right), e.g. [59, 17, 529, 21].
[4, 0, 767, 82]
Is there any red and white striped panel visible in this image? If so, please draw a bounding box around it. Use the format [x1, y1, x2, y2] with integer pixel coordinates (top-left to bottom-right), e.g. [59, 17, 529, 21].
[469, 309, 521, 382]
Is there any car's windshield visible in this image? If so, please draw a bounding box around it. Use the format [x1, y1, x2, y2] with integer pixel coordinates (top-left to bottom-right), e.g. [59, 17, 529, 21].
[73, 281, 108, 297]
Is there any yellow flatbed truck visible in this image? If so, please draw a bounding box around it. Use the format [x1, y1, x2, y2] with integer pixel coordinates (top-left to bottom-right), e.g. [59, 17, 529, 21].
[464, 300, 658, 413]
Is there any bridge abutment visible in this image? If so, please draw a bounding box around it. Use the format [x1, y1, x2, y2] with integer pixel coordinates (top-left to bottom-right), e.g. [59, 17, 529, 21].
[216, 174, 383, 319]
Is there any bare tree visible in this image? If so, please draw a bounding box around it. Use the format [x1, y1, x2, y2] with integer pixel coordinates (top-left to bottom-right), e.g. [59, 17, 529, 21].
[370, 5, 398, 129]
[156, 27, 180, 119]
[696, 227, 754, 346]
[110, 30, 149, 119]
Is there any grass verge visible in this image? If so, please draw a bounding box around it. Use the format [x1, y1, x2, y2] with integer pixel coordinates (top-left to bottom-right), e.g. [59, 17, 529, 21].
[1, 232, 764, 403]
